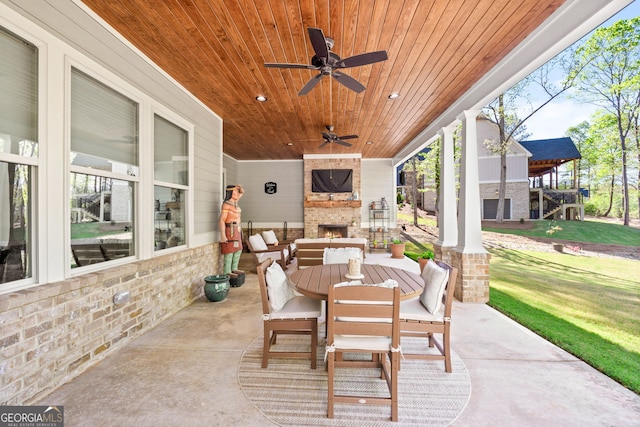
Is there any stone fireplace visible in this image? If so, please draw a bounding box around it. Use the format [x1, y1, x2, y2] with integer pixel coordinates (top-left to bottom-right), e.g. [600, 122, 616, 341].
[303, 154, 362, 238]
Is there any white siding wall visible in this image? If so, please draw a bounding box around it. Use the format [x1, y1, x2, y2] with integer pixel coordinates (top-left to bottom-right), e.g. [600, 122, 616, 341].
[236, 159, 304, 227]
[362, 159, 397, 227]
[0, 0, 223, 283]
[477, 118, 530, 183]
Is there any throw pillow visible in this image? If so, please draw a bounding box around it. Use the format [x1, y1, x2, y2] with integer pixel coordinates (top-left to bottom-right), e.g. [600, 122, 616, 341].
[249, 233, 268, 251]
[266, 261, 295, 311]
[261, 230, 279, 245]
[323, 247, 363, 264]
[419, 260, 450, 314]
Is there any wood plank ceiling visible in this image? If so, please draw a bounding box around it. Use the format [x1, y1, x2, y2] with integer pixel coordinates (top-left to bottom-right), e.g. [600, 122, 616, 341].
[81, 0, 565, 160]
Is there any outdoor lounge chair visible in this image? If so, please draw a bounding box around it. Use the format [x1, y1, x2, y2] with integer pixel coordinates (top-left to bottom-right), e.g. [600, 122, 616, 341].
[247, 233, 290, 270]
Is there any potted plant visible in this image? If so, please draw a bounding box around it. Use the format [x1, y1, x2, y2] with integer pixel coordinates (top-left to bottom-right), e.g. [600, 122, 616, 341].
[390, 238, 406, 259]
[418, 250, 435, 272]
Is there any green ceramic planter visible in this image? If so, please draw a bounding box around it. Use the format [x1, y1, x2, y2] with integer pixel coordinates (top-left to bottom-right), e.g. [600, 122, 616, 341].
[203, 275, 230, 302]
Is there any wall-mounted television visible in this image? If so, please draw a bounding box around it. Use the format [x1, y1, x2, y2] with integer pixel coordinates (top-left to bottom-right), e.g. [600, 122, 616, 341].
[311, 169, 353, 193]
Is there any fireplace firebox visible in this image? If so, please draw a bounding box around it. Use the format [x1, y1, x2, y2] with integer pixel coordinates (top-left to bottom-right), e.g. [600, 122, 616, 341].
[318, 224, 348, 238]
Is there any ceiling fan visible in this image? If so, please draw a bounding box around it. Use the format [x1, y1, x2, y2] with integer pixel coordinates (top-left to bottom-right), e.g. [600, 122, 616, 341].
[318, 125, 358, 148]
[265, 27, 388, 96]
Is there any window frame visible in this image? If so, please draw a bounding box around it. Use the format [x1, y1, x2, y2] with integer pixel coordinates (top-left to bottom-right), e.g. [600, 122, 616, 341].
[67, 64, 142, 275]
[0, 26, 40, 291]
[151, 108, 194, 253]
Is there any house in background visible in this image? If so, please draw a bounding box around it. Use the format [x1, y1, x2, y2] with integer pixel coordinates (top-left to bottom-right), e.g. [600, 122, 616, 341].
[400, 118, 584, 221]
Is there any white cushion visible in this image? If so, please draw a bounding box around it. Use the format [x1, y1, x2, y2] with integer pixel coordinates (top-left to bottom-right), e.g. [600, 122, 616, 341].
[265, 261, 295, 311]
[333, 335, 392, 352]
[400, 297, 444, 322]
[268, 295, 321, 319]
[255, 251, 283, 264]
[323, 247, 363, 264]
[249, 233, 269, 251]
[261, 230, 279, 245]
[419, 260, 450, 314]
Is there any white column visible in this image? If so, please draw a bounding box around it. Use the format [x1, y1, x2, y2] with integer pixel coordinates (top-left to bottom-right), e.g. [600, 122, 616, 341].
[456, 110, 487, 253]
[436, 123, 458, 247]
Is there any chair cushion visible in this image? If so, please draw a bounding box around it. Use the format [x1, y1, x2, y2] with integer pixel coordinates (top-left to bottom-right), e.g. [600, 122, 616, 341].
[255, 251, 283, 264]
[261, 230, 279, 245]
[419, 260, 450, 314]
[266, 261, 295, 311]
[323, 247, 363, 264]
[268, 296, 321, 319]
[249, 234, 269, 251]
[400, 297, 444, 322]
[333, 335, 392, 352]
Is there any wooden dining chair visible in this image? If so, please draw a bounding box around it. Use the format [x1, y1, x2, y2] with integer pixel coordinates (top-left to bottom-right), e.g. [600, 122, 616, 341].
[399, 260, 458, 372]
[326, 280, 401, 421]
[257, 258, 321, 369]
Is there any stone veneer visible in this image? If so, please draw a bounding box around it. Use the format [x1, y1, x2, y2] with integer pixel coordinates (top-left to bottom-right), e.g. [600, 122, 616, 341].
[0, 244, 219, 404]
[303, 156, 363, 238]
[435, 244, 490, 303]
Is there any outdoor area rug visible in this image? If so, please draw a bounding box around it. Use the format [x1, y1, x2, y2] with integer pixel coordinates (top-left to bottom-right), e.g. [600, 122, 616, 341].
[238, 330, 471, 426]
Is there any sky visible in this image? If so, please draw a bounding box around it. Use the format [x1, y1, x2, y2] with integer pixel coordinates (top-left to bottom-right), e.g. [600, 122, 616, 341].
[523, 1, 640, 140]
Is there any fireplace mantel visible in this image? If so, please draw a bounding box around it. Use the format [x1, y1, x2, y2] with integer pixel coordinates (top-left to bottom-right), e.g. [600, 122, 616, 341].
[304, 200, 362, 208]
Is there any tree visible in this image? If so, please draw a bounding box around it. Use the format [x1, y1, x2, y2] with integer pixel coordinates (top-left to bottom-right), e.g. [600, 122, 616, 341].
[583, 112, 623, 217]
[565, 121, 590, 203]
[483, 54, 580, 222]
[571, 17, 640, 226]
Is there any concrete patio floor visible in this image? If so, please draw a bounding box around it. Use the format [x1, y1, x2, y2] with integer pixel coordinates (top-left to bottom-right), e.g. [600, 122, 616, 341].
[35, 253, 640, 426]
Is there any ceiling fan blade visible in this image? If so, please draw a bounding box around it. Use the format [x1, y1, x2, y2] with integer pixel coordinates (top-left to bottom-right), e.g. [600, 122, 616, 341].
[332, 71, 366, 93]
[264, 62, 317, 69]
[298, 74, 323, 96]
[337, 134, 358, 140]
[319, 140, 329, 148]
[308, 28, 329, 62]
[335, 139, 353, 147]
[321, 132, 334, 140]
[338, 50, 388, 68]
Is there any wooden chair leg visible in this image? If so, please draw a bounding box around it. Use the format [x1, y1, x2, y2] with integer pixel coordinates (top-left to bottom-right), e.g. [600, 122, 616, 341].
[391, 352, 399, 422]
[262, 327, 270, 368]
[327, 352, 335, 418]
[310, 321, 318, 369]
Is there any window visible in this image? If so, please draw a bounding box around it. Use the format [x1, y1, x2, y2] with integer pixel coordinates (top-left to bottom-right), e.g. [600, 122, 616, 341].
[69, 68, 137, 268]
[154, 115, 187, 250]
[483, 198, 512, 220]
[0, 28, 37, 285]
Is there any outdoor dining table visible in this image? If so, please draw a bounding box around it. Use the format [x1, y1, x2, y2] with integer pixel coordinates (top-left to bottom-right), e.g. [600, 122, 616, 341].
[289, 263, 424, 301]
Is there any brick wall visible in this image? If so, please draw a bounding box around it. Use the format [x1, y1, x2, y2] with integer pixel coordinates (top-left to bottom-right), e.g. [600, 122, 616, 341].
[303, 157, 363, 238]
[0, 244, 219, 404]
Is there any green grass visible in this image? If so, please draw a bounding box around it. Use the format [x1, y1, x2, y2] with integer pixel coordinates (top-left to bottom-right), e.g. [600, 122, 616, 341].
[487, 248, 640, 394]
[404, 219, 640, 394]
[483, 219, 640, 246]
[397, 211, 437, 227]
[71, 222, 130, 240]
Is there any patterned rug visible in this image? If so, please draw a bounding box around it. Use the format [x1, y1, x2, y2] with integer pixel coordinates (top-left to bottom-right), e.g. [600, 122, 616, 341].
[238, 330, 471, 426]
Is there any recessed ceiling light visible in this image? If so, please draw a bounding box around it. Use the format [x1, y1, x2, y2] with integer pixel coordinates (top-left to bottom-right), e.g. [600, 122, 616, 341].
[366, 141, 373, 145]
[287, 142, 294, 146]
[388, 93, 400, 99]
[255, 95, 267, 102]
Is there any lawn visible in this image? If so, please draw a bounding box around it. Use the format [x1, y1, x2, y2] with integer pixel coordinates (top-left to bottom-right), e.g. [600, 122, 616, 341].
[483, 218, 640, 247]
[487, 247, 640, 394]
[402, 217, 640, 394]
